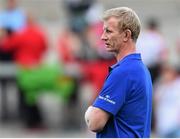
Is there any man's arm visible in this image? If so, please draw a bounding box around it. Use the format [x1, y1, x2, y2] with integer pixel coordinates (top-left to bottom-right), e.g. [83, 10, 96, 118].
[84, 106, 110, 132]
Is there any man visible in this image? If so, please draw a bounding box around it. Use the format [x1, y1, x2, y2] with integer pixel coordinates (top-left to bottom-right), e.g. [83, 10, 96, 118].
[84, 7, 152, 138]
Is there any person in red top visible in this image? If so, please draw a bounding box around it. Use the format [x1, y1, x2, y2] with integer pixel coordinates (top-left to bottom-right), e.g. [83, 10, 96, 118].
[1, 13, 47, 68]
[2, 13, 48, 128]
[18, 13, 47, 128]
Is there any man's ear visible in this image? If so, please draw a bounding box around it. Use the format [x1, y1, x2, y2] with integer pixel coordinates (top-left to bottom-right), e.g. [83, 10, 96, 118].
[123, 29, 132, 42]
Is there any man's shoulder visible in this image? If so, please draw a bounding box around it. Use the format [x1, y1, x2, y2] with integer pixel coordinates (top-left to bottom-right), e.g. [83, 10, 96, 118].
[113, 61, 148, 80]
[113, 61, 137, 73]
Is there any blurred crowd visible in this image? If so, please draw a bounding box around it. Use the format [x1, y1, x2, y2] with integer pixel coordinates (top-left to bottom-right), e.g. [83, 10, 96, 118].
[0, 0, 180, 138]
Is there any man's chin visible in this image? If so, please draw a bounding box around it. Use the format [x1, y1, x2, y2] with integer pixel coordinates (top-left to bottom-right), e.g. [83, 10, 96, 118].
[106, 48, 114, 53]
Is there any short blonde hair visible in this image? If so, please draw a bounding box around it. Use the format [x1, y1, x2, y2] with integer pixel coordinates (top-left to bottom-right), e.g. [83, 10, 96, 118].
[102, 7, 141, 42]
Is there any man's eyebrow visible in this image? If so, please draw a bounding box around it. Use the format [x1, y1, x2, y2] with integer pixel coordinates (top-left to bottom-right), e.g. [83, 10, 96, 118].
[103, 27, 107, 30]
[103, 27, 110, 31]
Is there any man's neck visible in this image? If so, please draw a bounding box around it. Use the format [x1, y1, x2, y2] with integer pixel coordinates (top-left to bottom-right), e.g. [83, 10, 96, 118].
[115, 43, 136, 62]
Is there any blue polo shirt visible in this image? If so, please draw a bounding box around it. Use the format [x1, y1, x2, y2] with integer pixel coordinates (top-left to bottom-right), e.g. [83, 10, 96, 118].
[93, 53, 152, 138]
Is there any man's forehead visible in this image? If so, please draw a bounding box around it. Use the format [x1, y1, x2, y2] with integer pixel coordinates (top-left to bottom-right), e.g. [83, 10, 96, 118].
[103, 17, 119, 29]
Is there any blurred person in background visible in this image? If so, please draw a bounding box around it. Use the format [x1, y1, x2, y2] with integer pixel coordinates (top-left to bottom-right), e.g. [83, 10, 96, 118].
[85, 0, 113, 60]
[58, 27, 84, 64]
[83, 1, 115, 99]
[64, 0, 94, 36]
[154, 63, 180, 137]
[62, 0, 114, 103]
[11, 13, 47, 68]
[0, 0, 25, 32]
[58, 0, 115, 130]
[85, 7, 152, 138]
[1, 12, 48, 128]
[0, 0, 26, 121]
[16, 13, 47, 129]
[0, 0, 25, 63]
[64, 0, 113, 60]
[137, 18, 168, 83]
[57, 26, 83, 130]
[59, 0, 92, 129]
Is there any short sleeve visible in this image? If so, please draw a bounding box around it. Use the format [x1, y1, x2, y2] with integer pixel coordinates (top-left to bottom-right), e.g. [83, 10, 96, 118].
[93, 69, 129, 116]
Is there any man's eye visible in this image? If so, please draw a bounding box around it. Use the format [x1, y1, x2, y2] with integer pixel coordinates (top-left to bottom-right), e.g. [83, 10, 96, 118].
[106, 30, 111, 33]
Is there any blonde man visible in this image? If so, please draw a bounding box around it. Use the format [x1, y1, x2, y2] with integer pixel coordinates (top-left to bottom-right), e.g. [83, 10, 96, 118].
[85, 7, 152, 138]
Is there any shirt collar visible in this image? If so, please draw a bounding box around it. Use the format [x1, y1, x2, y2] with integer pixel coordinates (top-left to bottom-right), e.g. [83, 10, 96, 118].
[109, 53, 141, 72]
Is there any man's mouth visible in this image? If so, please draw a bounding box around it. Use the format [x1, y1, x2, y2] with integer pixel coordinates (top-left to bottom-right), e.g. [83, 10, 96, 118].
[105, 43, 110, 46]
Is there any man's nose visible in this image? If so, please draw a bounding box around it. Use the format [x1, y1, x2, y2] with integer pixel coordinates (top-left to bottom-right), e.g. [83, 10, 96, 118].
[101, 33, 107, 41]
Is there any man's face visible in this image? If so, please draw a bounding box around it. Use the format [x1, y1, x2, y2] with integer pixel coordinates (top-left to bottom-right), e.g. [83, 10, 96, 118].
[101, 17, 124, 53]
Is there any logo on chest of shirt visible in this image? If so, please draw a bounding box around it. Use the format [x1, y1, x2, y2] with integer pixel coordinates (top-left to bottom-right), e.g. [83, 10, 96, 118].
[99, 95, 116, 104]
[105, 95, 110, 99]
